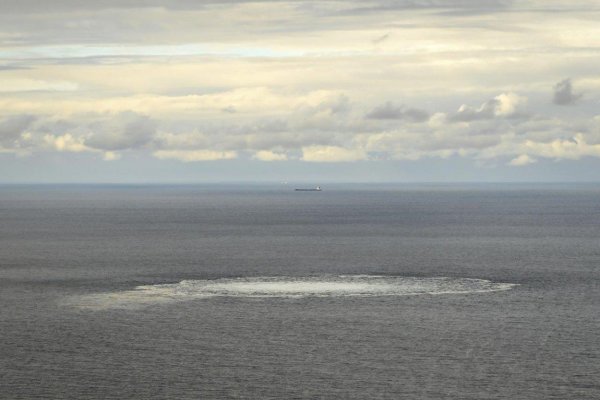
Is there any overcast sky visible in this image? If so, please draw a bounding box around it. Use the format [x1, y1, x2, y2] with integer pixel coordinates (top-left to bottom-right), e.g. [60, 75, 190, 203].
[1, 0, 600, 182]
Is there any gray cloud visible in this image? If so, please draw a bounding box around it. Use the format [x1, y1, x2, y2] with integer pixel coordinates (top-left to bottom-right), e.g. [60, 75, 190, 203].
[2, 0, 600, 178]
[37, 119, 78, 136]
[0, 0, 218, 13]
[221, 106, 237, 114]
[0, 115, 36, 147]
[291, 95, 352, 119]
[366, 102, 429, 122]
[0, 0, 520, 48]
[86, 112, 157, 151]
[2, 94, 598, 169]
[337, 0, 512, 16]
[0, 0, 512, 13]
[553, 78, 582, 105]
[0, 65, 29, 70]
[372, 33, 391, 44]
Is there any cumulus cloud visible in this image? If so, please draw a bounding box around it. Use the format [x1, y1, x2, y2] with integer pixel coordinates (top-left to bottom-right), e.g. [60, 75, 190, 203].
[494, 93, 524, 116]
[86, 112, 157, 151]
[451, 100, 497, 121]
[153, 150, 238, 162]
[449, 93, 526, 122]
[295, 94, 351, 118]
[0, 114, 35, 147]
[252, 150, 288, 161]
[553, 79, 582, 105]
[524, 133, 600, 160]
[508, 154, 536, 166]
[301, 145, 367, 162]
[3, 89, 599, 169]
[366, 102, 430, 122]
[102, 151, 121, 161]
[2, 0, 600, 180]
[44, 133, 88, 153]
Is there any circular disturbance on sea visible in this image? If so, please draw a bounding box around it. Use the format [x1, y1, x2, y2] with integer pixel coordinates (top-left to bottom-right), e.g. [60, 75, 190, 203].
[65, 275, 518, 310]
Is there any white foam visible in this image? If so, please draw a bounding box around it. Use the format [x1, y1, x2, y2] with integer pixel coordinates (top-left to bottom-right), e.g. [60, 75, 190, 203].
[65, 275, 518, 310]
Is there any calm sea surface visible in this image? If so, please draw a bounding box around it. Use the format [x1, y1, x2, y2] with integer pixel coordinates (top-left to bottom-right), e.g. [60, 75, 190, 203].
[1, 184, 599, 399]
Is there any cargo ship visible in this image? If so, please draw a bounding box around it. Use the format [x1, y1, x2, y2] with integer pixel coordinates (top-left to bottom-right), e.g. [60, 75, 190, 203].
[295, 186, 322, 191]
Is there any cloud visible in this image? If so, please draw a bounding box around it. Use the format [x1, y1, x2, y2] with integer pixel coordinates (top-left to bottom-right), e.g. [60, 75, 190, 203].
[252, 150, 287, 161]
[449, 93, 525, 122]
[0, 115, 125, 160]
[102, 151, 121, 161]
[0, 78, 78, 93]
[337, 0, 511, 16]
[2, 0, 600, 184]
[153, 149, 237, 162]
[301, 145, 367, 162]
[2, 88, 598, 169]
[0, 114, 35, 147]
[0, 88, 352, 120]
[366, 102, 429, 122]
[494, 93, 524, 116]
[44, 133, 88, 152]
[451, 100, 497, 121]
[508, 154, 536, 166]
[0, 65, 29, 71]
[86, 112, 157, 151]
[553, 78, 582, 105]
[372, 33, 390, 44]
[297, 94, 351, 117]
[524, 133, 600, 160]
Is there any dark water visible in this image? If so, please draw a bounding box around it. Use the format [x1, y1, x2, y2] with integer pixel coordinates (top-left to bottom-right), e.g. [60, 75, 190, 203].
[1, 184, 599, 399]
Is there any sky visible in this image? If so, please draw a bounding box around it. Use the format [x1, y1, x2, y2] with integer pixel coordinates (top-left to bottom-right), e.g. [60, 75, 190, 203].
[1, 0, 600, 183]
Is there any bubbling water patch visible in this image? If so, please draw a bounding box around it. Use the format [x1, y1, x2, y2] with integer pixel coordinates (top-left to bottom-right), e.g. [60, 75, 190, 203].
[66, 275, 517, 310]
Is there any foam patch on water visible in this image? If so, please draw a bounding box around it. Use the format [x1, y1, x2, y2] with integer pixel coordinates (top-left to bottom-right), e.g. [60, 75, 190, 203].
[65, 275, 517, 310]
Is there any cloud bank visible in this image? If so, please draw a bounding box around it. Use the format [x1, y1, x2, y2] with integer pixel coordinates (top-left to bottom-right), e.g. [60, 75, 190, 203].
[1, 0, 599, 181]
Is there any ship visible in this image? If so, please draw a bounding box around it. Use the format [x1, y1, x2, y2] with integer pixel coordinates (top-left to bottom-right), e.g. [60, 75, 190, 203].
[295, 186, 322, 192]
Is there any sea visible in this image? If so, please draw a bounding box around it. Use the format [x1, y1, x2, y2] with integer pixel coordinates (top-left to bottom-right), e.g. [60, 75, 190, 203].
[1, 183, 599, 399]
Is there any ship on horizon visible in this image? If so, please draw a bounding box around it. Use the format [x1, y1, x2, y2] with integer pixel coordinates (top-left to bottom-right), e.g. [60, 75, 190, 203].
[295, 186, 322, 192]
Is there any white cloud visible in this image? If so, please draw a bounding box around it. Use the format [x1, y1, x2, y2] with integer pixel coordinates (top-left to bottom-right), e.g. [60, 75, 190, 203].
[252, 150, 287, 161]
[508, 154, 536, 166]
[102, 151, 121, 161]
[0, 78, 78, 93]
[524, 133, 600, 160]
[153, 150, 238, 162]
[43, 133, 88, 153]
[450, 92, 526, 122]
[494, 93, 526, 116]
[301, 145, 367, 162]
[2, 0, 600, 180]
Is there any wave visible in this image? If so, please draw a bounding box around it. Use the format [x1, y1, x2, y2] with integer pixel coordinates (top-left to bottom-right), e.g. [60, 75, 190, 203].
[64, 275, 518, 310]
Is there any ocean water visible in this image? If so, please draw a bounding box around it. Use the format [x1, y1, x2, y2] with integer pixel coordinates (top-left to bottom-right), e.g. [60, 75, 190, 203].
[1, 184, 599, 399]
